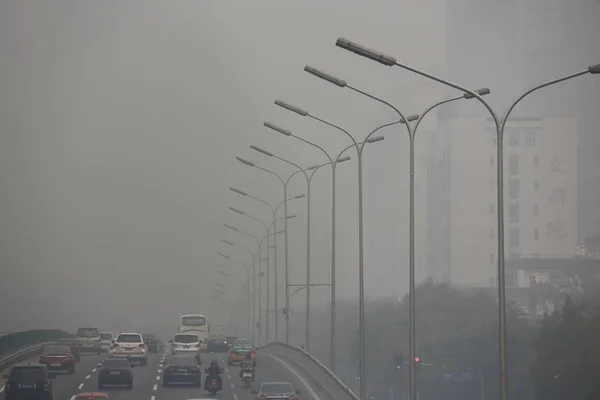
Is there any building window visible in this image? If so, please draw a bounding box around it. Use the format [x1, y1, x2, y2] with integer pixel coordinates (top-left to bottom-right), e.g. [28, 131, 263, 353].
[534, 155, 539, 166]
[489, 204, 495, 214]
[534, 180, 538, 191]
[489, 228, 495, 239]
[534, 203, 539, 215]
[526, 131, 536, 147]
[534, 228, 539, 240]
[509, 131, 520, 146]
[508, 203, 520, 223]
[490, 253, 495, 264]
[508, 228, 520, 248]
[508, 155, 519, 175]
[508, 179, 519, 199]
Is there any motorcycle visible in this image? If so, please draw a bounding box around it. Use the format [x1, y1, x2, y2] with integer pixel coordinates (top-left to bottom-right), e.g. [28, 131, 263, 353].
[242, 369, 254, 387]
[204, 370, 222, 394]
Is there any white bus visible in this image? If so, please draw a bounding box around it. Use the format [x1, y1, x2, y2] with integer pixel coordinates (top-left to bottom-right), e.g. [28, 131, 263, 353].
[178, 314, 208, 351]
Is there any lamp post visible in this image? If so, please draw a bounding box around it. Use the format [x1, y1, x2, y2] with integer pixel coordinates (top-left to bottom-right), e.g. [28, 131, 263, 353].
[216, 270, 248, 335]
[249, 145, 316, 350]
[275, 98, 389, 371]
[223, 224, 260, 343]
[304, 65, 488, 400]
[218, 250, 253, 338]
[334, 37, 600, 400]
[229, 195, 304, 341]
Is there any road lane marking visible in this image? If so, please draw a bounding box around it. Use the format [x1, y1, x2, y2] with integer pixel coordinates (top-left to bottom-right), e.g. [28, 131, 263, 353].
[85, 375, 91, 380]
[157, 369, 162, 373]
[233, 394, 239, 400]
[230, 382, 235, 389]
[78, 383, 84, 389]
[92, 369, 97, 372]
[225, 368, 229, 373]
[151, 396, 156, 400]
[269, 354, 322, 400]
[0, 386, 4, 394]
[227, 374, 232, 379]
[152, 384, 157, 391]
[70, 396, 76, 400]
[156, 375, 160, 380]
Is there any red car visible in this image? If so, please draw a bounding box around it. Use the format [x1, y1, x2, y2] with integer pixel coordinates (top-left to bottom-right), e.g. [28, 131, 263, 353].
[75, 392, 111, 400]
[55, 338, 81, 362]
[39, 345, 75, 374]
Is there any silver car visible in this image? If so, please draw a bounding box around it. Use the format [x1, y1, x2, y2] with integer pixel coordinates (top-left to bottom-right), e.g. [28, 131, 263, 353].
[169, 334, 202, 363]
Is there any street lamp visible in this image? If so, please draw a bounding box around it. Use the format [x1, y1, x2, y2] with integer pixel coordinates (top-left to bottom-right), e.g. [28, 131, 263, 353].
[304, 64, 488, 399]
[223, 224, 260, 342]
[229, 191, 299, 343]
[217, 252, 252, 337]
[275, 98, 388, 370]
[335, 36, 599, 400]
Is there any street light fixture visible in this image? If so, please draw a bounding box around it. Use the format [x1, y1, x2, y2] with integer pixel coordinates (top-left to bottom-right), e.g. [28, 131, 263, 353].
[334, 36, 599, 400]
[304, 64, 488, 399]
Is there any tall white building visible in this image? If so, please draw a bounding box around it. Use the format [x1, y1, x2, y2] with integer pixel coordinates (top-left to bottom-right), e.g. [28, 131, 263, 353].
[427, 0, 600, 286]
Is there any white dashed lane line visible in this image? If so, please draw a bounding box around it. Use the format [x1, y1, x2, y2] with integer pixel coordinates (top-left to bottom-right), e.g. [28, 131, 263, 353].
[151, 396, 156, 400]
[70, 395, 76, 400]
[156, 376, 160, 380]
[152, 384, 158, 391]
[157, 369, 162, 373]
[229, 382, 235, 389]
[227, 374, 232, 380]
[92, 369, 97, 372]
[233, 394, 239, 400]
[85, 375, 91, 380]
[78, 383, 84, 389]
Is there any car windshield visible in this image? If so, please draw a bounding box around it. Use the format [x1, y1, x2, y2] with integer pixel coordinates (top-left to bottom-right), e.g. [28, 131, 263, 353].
[261, 383, 294, 393]
[102, 359, 130, 368]
[76, 328, 99, 337]
[100, 333, 112, 340]
[116, 334, 142, 343]
[169, 356, 197, 365]
[9, 367, 47, 383]
[43, 346, 71, 355]
[173, 334, 198, 343]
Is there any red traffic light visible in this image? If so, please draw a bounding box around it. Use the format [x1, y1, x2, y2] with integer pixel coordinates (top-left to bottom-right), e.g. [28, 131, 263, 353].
[414, 356, 420, 363]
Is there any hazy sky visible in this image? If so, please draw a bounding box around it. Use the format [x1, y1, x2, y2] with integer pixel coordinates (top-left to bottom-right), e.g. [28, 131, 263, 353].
[0, 0, 597, 332]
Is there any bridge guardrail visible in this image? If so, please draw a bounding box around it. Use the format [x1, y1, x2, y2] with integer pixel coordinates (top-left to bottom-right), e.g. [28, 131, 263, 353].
[260, 342, 360, 400]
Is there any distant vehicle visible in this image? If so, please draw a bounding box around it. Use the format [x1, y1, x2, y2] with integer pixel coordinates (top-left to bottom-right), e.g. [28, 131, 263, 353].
[228, 342, 257, 366]
[162, 355, 201, 387]
[76, 328, 102, 355]
[99, 332, 113, 353]
[39, 345, 75, 374]
[109, 333, 148, 365]
[74, 392, 111, 400]
[178, 314, 208, 352]
[252, 382, 300, 400]
[169, 333, 202, 364]
[142, 334, 160, 353]
[3, 364, 55, 400]
[55, 338, 81, 362]
[97, 358, 134, 389]
[206, 334, 230, 353]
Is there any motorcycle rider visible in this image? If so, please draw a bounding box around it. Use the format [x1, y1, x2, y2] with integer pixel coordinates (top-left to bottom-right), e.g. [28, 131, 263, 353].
[204, 360, 223, 390]
[239, 352, 256, 382]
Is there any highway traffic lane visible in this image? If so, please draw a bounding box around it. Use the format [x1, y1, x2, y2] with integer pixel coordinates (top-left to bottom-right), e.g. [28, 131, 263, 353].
[152, 353, 236, 400]
[231, 352, 322, 400]
[0, 353, 105, 400]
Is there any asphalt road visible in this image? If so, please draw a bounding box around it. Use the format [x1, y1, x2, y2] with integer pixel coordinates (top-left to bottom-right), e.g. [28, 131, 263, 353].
[1, 350, 318, 400]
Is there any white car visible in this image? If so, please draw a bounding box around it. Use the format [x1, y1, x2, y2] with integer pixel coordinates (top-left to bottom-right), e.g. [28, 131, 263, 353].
[169, 333, 202, 363]
[100, 332, 114, 353]
[109, 332, 148, 365]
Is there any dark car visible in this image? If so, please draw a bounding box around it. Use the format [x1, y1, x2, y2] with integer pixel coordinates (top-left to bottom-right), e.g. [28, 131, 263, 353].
[55, 338, 81, 362]
[97, 358, 134, 389]
[162, 355, 201, 387]
[3, 364, 55, 400]
[252, 382, 300, 400]
[142, 334, 159, 353]
[206, 337, 231, 353]
[39, 345, 75, 374]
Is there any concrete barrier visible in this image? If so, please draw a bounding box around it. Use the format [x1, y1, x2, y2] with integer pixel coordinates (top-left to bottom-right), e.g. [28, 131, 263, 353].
[260, 342, 360, 400]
